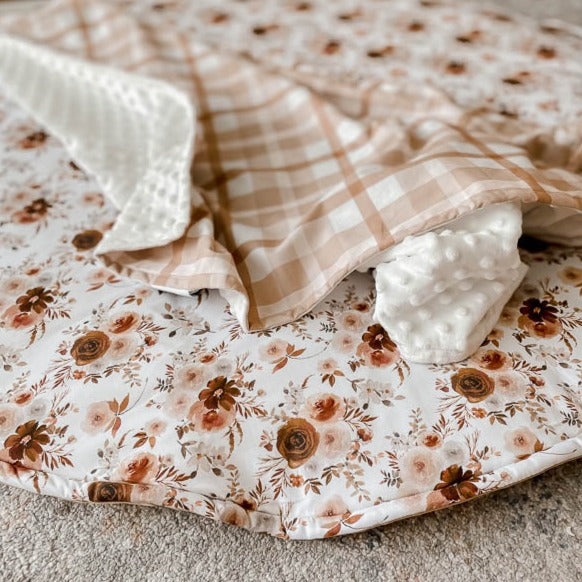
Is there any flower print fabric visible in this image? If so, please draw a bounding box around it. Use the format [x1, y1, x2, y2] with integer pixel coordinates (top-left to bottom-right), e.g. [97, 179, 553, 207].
[0, 0, 581, 540]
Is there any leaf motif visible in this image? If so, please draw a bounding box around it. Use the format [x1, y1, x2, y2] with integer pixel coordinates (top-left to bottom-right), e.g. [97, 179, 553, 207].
[324, 523, 341, 538]
[272, 357, 288, 373]
[111, 416, 122, 437]
[119, 394, 130, 413]
[343, 513, 363, 525]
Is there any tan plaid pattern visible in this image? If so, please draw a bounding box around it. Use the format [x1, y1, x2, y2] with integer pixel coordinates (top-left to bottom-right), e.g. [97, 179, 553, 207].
[5, 0, 582, 330]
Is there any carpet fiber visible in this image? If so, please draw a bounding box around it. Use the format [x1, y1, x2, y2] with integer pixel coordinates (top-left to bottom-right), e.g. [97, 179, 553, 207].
[1, 1, 581, 580]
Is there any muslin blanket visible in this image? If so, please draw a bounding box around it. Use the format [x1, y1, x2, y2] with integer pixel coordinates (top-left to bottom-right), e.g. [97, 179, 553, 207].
[2, 0, 582, 363]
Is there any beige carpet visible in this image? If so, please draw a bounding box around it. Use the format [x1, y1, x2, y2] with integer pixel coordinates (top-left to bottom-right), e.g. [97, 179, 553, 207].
[1, 1, 582, 581]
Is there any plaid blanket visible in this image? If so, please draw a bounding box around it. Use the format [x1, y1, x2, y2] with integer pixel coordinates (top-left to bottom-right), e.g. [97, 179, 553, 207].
[3, 0, 582, 330]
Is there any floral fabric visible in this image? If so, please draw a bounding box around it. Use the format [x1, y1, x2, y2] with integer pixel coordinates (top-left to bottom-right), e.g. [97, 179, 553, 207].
[0, 0, 581, 539]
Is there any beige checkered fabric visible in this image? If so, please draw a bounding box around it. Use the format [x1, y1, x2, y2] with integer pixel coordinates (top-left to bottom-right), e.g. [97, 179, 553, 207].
[5, 0, 582, 330]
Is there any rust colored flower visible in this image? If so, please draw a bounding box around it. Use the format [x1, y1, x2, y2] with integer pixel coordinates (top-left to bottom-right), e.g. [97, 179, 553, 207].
[471, 349, 510, 371]
[70, 331, 111, 366]
[357, 427, 373, 442]
[471, 407, 487, 419]
[362, 324, 396, 351]
[4, 420, 50, 462]
[305, 393, 345, 423]
[198, 376, 240, 411]
[19, 131, 49, 149]
[519, 298, 558, 323]
[451, 368, 494, 403]
[106, 311, 140, 334]
[276, 418, 319, 469]
[518, 315, 562, 339]
[72, 230, 103, 251]
[434, 465, 480, 502]
[87, 481, 132, 503]
[24, 198, 51, 216]
[289, 473, 305, 487]
[16, 287, 54, 314]
[117, 452, 159, 483]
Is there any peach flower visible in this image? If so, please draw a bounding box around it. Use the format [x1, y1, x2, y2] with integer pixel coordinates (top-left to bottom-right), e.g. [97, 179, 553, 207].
[504, 427, 542, 457]
[82, 401, 115, 434]
[495, 372, 527, 399]
[316, 495, 349, 520]
[198, 352, 217, 365]
[2, 305, 43, 329]
[0, 277, 28, 295]
[0, 404, 20, 436]
[108, 333, 139, 362]
[144, 419, 167, 437]
[11, 389, 34, 406]
[163, 389, 196, 419]
[470, 349, 511, 371]
[418, 431, 443, 448]
[400, 447, 440, 487]
[130, 483, 166, 505]
[117, 453, 159, 483]
[318, 358, 338, 374]
[425, 490, 451, 512]
[105, 311, 140, 334]
[220, 502, 250, 528]
[356, 342, 399, 368]
[188, 401, 235, 432]
[259, 339, 289, 362]
[337, 311, 362, 332]
[304, 393, 345, 423]
[174, 364, 208, 391]
[558, 266, 582, 285]
[331, 333, 357, 354]
[318, 423, 352, 460]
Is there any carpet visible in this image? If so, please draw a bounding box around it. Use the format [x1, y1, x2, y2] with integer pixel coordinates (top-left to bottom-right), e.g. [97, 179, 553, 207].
[1, 1, 581, 580]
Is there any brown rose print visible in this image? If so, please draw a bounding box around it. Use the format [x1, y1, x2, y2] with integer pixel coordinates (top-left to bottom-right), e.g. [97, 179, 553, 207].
[88, 481, 132, 503]
[70, 331, 111, 365]
[277, 418, 319, 468]
[72, 229, 103, 250]
[451, 368, 495, 403]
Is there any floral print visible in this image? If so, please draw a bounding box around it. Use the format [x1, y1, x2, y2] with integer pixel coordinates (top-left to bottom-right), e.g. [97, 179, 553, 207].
[0, 0, 582, 540]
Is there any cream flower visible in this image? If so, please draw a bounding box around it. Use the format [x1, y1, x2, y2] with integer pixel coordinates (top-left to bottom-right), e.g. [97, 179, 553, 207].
[318, 358, 338, 374]
[0, 404, 20, 436]
[144, 419, 167, 437]
[316, 495, 349, 519]
[174, 364, 208, 391]
[495, 372, 527, 399]
[337, 311, 362, 332]
[82, 401, 115, 434]
[400, 447, 440, 487]
[259, 339, 289, 362]
[163, 389, 196, 420]
[318, 423, 351, 460]
[504, 427, 541, 456]
[331, 332, 357, 354]
[108, 333, 139, 362]
[0, 276, 28, 295]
